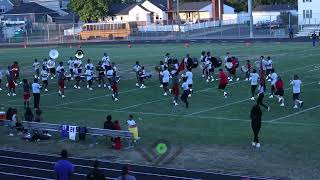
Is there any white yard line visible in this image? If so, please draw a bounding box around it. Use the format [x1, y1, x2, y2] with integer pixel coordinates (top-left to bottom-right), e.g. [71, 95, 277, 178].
[270, 104, 320, 122]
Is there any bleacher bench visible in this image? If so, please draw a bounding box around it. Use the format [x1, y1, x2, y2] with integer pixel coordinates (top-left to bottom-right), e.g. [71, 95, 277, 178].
[0, 120, 133, 139]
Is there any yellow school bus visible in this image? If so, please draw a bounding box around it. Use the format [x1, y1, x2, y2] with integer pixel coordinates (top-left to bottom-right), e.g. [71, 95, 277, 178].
[79, 22, 132, 40]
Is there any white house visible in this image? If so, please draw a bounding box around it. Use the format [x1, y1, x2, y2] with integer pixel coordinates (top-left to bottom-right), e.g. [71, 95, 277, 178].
[141, 0, 168, 24]
[298, 0, 320, 26]
[0, 0, 14, 15]
[253, 4, 297, 24]
[103, 4, 153, 25]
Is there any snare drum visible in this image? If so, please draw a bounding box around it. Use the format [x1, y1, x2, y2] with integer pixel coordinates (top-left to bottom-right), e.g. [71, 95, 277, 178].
[0, 112, 6, 120]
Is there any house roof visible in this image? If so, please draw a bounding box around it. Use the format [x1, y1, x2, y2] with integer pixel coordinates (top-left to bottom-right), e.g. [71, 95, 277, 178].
[147, 0, 168, 11]
[168, 1, 211, 12]
[4, 2, 59, 16]
[109, 3, 152, 15]
[253, 4, 297, 12]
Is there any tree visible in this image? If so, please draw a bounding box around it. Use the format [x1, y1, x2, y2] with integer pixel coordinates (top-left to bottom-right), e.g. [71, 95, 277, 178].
[69, 0, 108, 22]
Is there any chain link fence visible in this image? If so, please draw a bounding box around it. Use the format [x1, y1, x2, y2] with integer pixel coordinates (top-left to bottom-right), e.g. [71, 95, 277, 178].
[0, 13, 307, 46]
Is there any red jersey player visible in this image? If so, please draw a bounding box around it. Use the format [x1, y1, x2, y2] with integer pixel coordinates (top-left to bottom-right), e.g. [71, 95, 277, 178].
[218, 69, 229, 98]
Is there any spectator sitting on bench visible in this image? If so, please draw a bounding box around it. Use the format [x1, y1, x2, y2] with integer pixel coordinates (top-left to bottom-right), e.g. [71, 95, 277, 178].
[104, 115, 114, 144]
[113, 120, 121, 150]
[24, 107, 34, 122]
[9, 108, 22, 136]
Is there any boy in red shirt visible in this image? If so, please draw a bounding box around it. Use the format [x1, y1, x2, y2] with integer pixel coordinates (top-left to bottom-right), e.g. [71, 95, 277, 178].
[58, 69, 66, 98]
[111, 72, 119, 101]
[229, 58, 239, 82]
[171, 75, 179, 106]
[7, 71, 16, 96]
[275, 76, 285, 106]
[218, 69, 229, 98]
[11, 61, 20, 84]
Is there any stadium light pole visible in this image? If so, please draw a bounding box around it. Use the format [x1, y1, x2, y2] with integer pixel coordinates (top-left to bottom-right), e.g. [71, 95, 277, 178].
[248, 0, 253, 38]
[177, 0, 181, 33]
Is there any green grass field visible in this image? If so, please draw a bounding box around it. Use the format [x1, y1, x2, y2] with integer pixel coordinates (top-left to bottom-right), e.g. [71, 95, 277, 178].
[0, 42, 320, 179]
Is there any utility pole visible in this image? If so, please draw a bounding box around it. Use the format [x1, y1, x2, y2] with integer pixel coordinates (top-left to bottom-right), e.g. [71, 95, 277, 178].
[248, 0, 253, 38]
[177, 0, 181, 33]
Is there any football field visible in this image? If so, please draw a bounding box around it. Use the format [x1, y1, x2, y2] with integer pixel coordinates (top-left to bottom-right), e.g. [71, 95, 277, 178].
[0, 42, 320, 179]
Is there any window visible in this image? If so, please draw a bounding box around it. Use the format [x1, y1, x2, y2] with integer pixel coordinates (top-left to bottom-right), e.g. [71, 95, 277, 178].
[136, 13, 139, 21]
[304, 10, 312, 19]
[120, 16, 123, 20]
[303, 0, 312, 2]
[0, 6, 5, 13]
[155, 13, 159, 20]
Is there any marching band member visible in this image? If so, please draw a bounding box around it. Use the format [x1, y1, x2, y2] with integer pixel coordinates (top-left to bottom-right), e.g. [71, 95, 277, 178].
[73, 64, 81, 89]
[33, 59, 40, 79]
[56, 61, 64, 75]
[40, 66, 49, 92]
[111, 62, 117, 75]
[76, 58, 83, 75]
[42, 58, 48, 71]
[184, 54, 192, 69]
[47, 58, 56, 79]
[200, 51, 206, 77]
[224, 52, 231, 65]
[205, 52, 214, 82]
[102, 53, 110, 64]
[7, 70, 16, 96]
[85, 65, 93, 90]
[96, 61, 105, 88]
[106, 66, 114, 90]
[161, 66, 170, 96]
[171, 75, 179, 106]
[218, 69, 228, 98]
[11, 61, 20, 84]
[159, 61, 165, 88]
[266, 56, 273, 81]
[138, 66, 146, 89]
[275, 76, 285, 106]
[164, 53, 170, 64]
[185, 67, 193, 97]
[269, 69, 278, 98]
[290, 75, 303, 109]
[58, 69, 66, 98]
[260, 56, 267, 76]
[257, 83, 270, 112]
[181, 77, 190, 108]
[133, 61, 141, 87]
[67, 57, 74, 80]
[245, 60, 251, 81]
[111, 72, 119, 101]
[22, 79, 31, 108]
[229, 57, 239, 82]
[250, 69, 260, 101]
[85, 59, 94, 70]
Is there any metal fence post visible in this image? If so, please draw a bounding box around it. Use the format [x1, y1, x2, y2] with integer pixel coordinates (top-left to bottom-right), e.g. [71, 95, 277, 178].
[47, 24, 50, 42]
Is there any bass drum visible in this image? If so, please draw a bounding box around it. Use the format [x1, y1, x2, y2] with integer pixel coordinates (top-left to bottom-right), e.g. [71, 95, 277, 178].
[211, 56, 222, 68]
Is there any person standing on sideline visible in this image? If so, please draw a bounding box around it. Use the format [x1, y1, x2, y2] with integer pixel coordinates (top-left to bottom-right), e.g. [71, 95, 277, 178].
[32, 78, 41, 109]
[117, 165, 136, 180]
[288, 26, 293, 39]
[86, 160, 105, 180]
[311, 31, 317, 47]
[54, 149, 74, 180]
[250, 104, 262, 148]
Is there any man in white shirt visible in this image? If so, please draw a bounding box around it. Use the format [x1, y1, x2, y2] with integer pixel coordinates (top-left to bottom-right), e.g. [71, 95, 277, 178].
[47, 58, 56, 79]
[33, 59, 40, 79]
[185, 68, 193, 97]
[200, 51, 206, 77]
[164, 53, 170, 64]
[67, 57, 74, 79]
[85, 66, 93, 90]
[106, 66, 114, 90]
[290, 75, 303, 108]
[133, 61, 141, 87]
[205, 53, 214, 82]
[266, 56, 273, 81]
[250, 69, 260, 100]
[260, 56, 267, 76]
[85, 59, 94, 70]
[40, 66, 49, 92]
[161, 66, 170, 96]
[32, 78, 42, 109]
[56, 62, 64, 75]
[269, 69, 278, 98]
